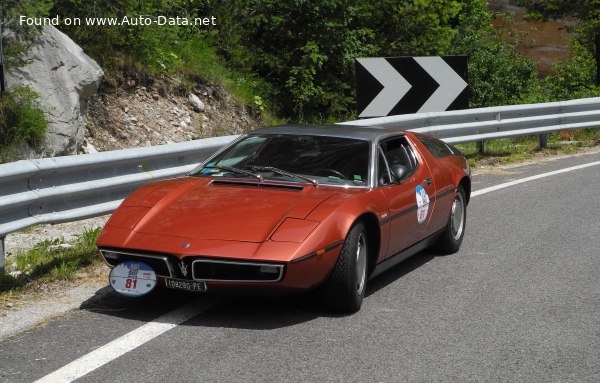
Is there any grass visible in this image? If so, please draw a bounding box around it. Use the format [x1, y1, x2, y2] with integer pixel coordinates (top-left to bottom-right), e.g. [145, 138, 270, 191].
[101, 35, 278, 127]
[456, 129, 600, 168]
[0, 227, 103, 298]
[176, 36, 277, 124]
[177, 36, 267, 105]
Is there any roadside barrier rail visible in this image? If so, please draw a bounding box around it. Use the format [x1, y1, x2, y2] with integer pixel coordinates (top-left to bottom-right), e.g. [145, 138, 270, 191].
[0, 136, 236, 268]
[339, 97, 600, 145]
[1, 97, 599, 267]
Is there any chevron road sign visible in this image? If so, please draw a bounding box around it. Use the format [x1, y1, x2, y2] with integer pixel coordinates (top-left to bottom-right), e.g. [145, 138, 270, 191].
[356, 56, 468, 118]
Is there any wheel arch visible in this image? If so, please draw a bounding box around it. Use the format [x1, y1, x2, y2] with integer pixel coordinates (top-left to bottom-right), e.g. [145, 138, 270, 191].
[355, 212, 381, 277]
[458, 176, 471, 205]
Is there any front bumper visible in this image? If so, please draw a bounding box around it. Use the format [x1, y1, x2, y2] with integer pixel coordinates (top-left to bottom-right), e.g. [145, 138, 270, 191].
[98, 243, 341, 294]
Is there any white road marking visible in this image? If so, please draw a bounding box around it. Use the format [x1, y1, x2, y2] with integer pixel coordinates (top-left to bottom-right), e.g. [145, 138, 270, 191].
[34, 298, 218, 383]
[32, 158, 600, 382]
[472, 160, 600, 197]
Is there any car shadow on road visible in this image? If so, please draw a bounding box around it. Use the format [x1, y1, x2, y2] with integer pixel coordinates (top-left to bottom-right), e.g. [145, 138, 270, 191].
[366, 252, 436, 297]
[79, 285, 209, 322]
[79, 250, 442, 329]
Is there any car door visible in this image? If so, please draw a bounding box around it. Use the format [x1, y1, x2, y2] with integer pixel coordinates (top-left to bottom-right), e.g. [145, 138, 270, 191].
[412, 135, 458, 233]
[377, 136, 436, 259]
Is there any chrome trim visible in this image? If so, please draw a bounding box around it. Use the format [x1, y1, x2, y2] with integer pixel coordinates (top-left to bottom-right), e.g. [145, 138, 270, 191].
[290, 240, 344, 264]
[314, 184, 369, 189]
[194, 133, 372, 189]
[377, 145, 393, 184]
[374, 134, 420, 187]
[209, 178, 369, 190]
[99, 249, 175, 277]
[191, 259, 285, 283]
[189, 134, 247, 176]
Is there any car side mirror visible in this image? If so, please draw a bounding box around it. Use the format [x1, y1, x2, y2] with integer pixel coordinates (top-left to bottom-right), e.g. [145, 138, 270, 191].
[391, 165, 408, 182]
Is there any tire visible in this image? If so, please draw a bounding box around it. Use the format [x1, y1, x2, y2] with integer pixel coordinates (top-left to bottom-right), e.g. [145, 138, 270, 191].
[436, 185, 466, 254]
[322, 222, 368, 313]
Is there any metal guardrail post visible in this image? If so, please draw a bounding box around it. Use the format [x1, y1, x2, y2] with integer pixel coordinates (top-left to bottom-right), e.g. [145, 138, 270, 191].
[0, 19, 5, 92]
[477, 140, 485, 155]
[0, 237, 5, 272]
[539, 134, 548, 149]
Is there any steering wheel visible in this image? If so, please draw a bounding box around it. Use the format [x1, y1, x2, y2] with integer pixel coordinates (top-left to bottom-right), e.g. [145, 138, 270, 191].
[316, 168, 349, 179]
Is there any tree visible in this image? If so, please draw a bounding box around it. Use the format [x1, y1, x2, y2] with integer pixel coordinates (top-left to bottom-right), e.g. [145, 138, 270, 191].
[516, 0, 600, 85]
[1, 0, 53, 68]
[448, 0, 538, 107]
[210, 0, 471, 121]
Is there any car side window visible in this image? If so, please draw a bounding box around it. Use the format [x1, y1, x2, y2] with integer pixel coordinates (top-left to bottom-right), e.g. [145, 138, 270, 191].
[377, 136, 418, 186]
[418, 136, 459, 157]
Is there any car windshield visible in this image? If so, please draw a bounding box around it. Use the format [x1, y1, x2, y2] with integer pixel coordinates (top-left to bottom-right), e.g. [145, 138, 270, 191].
[191, 134, 370, 186]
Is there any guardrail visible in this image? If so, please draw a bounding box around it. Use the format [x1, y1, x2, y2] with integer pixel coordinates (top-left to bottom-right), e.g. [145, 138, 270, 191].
[339, 97, 600, 146]
[0, 135, 237, 268]
[1, 96, 599, 268]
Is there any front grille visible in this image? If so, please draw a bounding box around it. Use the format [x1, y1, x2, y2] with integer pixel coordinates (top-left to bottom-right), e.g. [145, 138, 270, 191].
[191, 259, 284, 282]
[99, 248, 174, 277]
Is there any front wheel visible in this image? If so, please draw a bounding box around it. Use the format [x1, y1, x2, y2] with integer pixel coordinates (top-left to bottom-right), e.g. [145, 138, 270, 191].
[436, 185, 466, 254]
[322, 222, 368, 313]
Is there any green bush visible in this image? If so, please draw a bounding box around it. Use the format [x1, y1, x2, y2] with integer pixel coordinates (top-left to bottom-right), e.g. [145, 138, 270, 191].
[0, 86, 48, 161]
[448, 1, 539, 108]
[178, 35, 273, 106]
[6, 0, 600, 127]
[464, 35, 538, 107]
[209, 0, 543, 120]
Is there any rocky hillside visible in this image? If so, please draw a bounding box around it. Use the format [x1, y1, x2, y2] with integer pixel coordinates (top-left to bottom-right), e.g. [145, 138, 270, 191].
[5, 25, 265, 158]
[82, 79, 263, 153]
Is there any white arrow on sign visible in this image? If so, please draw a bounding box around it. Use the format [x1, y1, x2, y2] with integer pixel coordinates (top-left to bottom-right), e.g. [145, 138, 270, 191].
[413, 57, 468, 113]
[357, 58, 412, 118]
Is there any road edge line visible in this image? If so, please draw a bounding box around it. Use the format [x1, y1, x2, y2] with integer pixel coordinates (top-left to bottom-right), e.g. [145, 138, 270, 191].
[33, 298, 218, 383]
[472, 160, 600, 197]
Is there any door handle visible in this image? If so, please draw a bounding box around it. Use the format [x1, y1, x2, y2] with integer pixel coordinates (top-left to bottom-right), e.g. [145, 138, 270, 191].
[423, 178, 432, 186]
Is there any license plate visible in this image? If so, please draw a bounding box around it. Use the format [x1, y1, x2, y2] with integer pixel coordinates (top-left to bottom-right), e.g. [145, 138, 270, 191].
[164, 278, 207, 292]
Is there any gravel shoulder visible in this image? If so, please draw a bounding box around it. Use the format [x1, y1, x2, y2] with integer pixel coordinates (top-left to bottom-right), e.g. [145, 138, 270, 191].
[3, 215, 110, 256]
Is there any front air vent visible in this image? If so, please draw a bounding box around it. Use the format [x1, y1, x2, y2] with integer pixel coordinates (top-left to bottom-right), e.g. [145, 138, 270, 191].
[192, 259, 285, 282]
[210, 180, 303, 191]
[99, 248, 175, 277]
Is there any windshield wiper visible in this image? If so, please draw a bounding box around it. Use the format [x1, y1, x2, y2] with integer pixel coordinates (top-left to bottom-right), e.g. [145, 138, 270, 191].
[201, 165, 263, 182]
[248, 166, 318, 187]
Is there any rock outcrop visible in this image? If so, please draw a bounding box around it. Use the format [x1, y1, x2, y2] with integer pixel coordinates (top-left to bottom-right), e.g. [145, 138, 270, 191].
[6, 25, 103, 156]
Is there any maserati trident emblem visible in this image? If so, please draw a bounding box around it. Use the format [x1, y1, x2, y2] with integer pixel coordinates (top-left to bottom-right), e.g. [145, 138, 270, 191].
[179, 261, 188, 277]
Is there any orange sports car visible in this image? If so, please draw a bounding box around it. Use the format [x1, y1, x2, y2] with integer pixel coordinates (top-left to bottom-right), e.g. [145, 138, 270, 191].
[97, 125, 471, 312]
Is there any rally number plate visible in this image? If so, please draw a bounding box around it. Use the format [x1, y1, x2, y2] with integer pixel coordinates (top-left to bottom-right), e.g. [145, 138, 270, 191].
[165, 277, 207, 292]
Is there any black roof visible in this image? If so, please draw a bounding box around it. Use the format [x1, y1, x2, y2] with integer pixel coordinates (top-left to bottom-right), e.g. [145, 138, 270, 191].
[249, 124, 404, 142]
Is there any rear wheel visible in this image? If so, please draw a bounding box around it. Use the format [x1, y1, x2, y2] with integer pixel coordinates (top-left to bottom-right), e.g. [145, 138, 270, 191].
[322, 222, 368, 313]
[436, 185, 466, 254]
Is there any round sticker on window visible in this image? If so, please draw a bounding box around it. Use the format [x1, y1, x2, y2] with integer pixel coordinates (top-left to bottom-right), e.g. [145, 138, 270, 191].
[109, 261, 157, 297]
[415, 185, 430, 224]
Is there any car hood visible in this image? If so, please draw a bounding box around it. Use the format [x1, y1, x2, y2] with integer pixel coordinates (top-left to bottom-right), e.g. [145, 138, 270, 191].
[128, 178, 337, 242]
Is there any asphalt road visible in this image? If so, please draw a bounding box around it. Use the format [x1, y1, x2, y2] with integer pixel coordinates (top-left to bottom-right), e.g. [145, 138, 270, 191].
[1, 151, 600, 383]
